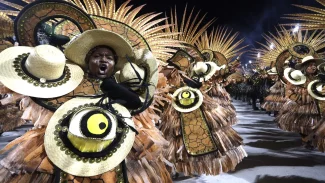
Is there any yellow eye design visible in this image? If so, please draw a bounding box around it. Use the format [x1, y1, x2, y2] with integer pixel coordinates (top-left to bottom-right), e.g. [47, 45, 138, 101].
[87, 113, 109, 135]
[178, 90, 195, 106]
[67, 107, 117, 152]
[181, 91, 191, 98]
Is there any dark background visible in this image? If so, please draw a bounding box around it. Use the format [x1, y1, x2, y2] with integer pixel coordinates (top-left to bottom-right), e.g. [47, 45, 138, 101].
[129, 0, 320, 64]
[3, 0, 322, 64]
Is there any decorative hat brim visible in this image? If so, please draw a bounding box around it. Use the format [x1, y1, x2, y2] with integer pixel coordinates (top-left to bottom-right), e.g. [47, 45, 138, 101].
[295, 58, 324, 70]
[44, 97, 135, 177]
[0, 46, 84, 98]
[171, 86, 203, 113]
[191, 62, 219, 82]
[284, 68, 306, 85]
[64, 29, 134, 72]
[308, 80, 325, 101]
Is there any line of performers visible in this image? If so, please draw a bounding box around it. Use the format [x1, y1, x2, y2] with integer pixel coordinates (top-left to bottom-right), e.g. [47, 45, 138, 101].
[0, 0, 324, 183]
[228, 26, 325, 151]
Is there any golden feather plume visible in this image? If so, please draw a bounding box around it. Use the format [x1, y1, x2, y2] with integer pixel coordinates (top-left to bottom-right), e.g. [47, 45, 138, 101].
[256, 26, 325, 66]
[282, 0, 325, 30]
[195, 26, 248, 61]
[164, 5, 215, 45]
[0, 0, 183, 62]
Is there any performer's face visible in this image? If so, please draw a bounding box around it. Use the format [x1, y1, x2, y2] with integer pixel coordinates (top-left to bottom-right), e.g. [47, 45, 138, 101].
[306, 62, 317, 75]
[269, 74, 277, 81]
[88, 47, 116, 79]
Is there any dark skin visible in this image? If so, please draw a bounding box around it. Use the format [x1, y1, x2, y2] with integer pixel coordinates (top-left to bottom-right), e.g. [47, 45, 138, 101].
[88, 47, 116, 79]
[86, 46, 142, 110]
[305, 62, 317, 75]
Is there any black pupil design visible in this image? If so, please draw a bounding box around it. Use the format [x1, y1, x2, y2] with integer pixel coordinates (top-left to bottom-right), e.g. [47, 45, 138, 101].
[99, 122, 106, 130]
[80, 110, 112, 139]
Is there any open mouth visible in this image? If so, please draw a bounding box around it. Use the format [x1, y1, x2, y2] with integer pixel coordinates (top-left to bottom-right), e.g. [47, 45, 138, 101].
[98, 64, 108, 74]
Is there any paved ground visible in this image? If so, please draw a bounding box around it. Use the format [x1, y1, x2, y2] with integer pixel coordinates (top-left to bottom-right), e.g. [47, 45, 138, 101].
[1, 100, 325, 183]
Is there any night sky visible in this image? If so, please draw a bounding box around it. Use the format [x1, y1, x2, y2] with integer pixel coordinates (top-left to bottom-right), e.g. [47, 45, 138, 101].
[3, 0, 324, 63]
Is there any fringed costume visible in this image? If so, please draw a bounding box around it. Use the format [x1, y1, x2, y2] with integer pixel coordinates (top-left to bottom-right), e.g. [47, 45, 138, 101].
[195, 28, 247, 125]
[261, 80, 286, 113]
[160, 67, 246, 176]
[0, 0, 184, 182]
[275, 80, 321, 135]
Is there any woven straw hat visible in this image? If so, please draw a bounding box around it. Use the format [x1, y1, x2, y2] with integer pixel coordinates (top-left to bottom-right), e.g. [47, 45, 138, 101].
[308, 80, 325, 101]
[191, 62, 225, 82]
[0, 45, 83, 98]
[267, 67, 277, 75]
[284, 68, 306, 85]
[64, 29, 133, 72]
[117, 49, 158, 113]
[44, 97, 135, 177]
[171, 86, 203, 113]
[295, 56, 324, 70]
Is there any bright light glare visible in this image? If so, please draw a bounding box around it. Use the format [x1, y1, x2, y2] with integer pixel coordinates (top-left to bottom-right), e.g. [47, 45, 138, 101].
[270, 43, 274, 49]
[293, 24, 300, 33]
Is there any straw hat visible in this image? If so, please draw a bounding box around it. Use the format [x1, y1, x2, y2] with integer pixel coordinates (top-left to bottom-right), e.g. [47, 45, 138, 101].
[117, 49, 158, 113]
[307, 80, 325, 101]
[44, 97, 135, 177]
[171, 86, 203, 113]
[267, 67, 277, 75]
[284, 68, 306, 85]
[318, 63, 325, 74]
[64, 29, 134, 72]
[0, 45, 83, 98]
[295, 56, 324, 70]
[191, 62, 225, 82]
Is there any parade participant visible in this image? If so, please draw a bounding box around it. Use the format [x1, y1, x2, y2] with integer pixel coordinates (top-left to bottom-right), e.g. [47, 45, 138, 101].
[160, 60, 246, 176]
[195, 28, 247, 124]
[261, 67, 286, 116]
[0, 0, 180, 182]
[277, 56, 324, 148]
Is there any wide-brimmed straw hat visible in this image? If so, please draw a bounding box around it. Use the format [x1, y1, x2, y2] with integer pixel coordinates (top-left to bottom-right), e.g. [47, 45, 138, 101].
[171, 86, 203, 113]
[117, 49, 158, 113]
[267, 67, 277, 75]
[44, 97, 135, 177]
[0, 45, 83, 98]
[308, 80, 325, 101]
[191, 62, 225, 82]
[295, 56, 324, 70]
[284, 68, 306, 85]
[64, 29, 134, 72]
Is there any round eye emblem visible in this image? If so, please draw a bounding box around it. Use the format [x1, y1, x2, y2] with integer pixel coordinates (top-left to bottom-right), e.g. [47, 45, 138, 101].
[68, 107, 117, 152]
[172, 86, 203, 112]
[178, 90, 195, 106]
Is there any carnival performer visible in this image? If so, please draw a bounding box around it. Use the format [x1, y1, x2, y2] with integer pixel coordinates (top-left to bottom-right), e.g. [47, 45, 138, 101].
[276, 56, 324, 149]
[195, 28, 247, 125]
[160, 55, 247, 176]
[0, 0, 183, 182]
[261, 67, 286, 116]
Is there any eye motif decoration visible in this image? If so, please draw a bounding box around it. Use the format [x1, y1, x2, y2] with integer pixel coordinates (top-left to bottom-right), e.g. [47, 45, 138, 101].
[172, 86, 204, 113]
[178, 90, 196, 106]
[68, 107, 117, 153]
